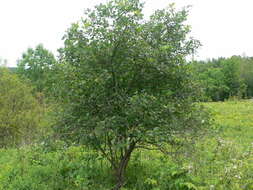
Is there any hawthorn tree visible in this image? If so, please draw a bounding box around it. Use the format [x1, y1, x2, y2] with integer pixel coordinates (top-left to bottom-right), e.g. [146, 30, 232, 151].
[56, 0, 209, 189]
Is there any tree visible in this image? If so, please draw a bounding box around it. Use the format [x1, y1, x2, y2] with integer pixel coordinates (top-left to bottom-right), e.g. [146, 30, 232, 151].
[17, 44, 57, 94]
[221, 56, 246, 99]
[0, 67, 44, 147]
[240, 57, 253, 97]
[56, 0, 209, 189]
[197, 67, 229, 101]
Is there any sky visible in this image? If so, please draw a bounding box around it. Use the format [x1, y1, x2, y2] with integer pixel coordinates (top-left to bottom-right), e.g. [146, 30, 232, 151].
[0, 0, 253, 66]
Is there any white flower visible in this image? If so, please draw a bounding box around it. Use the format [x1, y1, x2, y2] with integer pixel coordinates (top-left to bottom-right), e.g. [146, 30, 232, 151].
[235, 175, 241, 179]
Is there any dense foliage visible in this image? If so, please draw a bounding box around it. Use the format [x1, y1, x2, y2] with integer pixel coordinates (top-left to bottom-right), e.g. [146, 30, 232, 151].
[55, 0, 209, 188]
[0, 145, 198, 190]
[0, 101, 253, 189]
[0, 67, 45, 147]
[192, 55, 253, 101]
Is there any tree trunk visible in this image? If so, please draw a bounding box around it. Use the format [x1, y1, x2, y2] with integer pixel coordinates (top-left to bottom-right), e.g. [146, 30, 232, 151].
[112, 143, 135, 190]
[113, 157, 129, 190]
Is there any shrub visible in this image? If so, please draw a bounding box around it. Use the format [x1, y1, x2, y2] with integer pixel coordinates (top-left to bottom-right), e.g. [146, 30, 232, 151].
[0, 67, 45, 147]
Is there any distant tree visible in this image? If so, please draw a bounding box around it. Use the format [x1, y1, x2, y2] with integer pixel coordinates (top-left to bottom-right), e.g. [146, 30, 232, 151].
[221, 56, 246, 98]
[199, 67, 229, 101]
[56, 0, 209, 189]
[17, 44, 57, 94]
[0, 67, 44, 147]
[239, 57, 253, 97]
[192, 56, 247, 101]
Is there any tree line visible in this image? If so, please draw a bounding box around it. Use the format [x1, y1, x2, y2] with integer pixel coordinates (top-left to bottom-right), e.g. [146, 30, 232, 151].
[191, 56, 253, 101]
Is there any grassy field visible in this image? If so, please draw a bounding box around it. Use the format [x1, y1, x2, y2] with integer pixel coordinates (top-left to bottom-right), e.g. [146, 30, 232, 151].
[206, 100, 253, 142]
[191, 101, 253, 189]
[0, 101, 253, 189]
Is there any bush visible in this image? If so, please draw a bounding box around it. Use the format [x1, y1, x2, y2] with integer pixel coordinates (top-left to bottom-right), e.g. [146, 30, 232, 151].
[0, 145, 198, 190]
[0, 67, 46, 147]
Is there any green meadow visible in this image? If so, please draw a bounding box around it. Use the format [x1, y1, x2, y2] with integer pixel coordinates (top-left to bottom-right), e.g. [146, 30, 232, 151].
[0, 100, 252, 190]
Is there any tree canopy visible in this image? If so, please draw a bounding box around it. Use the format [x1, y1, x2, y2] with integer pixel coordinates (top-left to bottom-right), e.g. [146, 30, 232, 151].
[55, 0, 209, 189]
[17, 44, 57, 94]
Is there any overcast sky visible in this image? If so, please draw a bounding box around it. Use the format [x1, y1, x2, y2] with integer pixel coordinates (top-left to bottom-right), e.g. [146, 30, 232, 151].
[0, 0, 253, 66]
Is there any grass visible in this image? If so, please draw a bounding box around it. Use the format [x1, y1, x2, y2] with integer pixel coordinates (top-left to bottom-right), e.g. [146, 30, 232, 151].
[191, 100, 253, 189]
[0, 100, 253, 189]
[206, 100, 253, 145]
